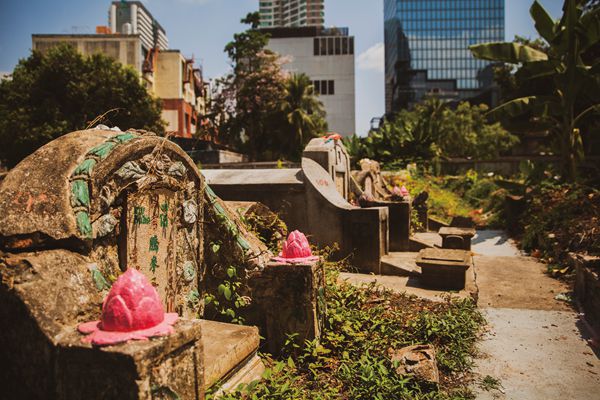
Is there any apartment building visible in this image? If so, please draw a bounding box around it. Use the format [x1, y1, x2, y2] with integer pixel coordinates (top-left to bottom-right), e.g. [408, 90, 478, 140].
[263, 26, 356, 136]
[259, 0, 324, 28]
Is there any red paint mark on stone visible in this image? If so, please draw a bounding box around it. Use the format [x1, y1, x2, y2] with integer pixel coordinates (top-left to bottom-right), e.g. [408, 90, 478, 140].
[13, 192, 49, 212]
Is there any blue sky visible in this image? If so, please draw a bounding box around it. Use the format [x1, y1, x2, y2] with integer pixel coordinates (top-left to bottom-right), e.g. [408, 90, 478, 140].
[0, 0, 564, 136]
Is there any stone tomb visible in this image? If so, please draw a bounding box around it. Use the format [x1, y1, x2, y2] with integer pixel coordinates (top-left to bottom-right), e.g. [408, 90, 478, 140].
[203, 138, 390, 274]
[350, 158, 412, 251]
[0, 129, 207, 399]
[416, 248, 472, 290]
[0, 129, 325, 398]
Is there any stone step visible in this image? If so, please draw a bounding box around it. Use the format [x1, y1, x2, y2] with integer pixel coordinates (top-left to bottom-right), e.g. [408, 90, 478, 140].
[381, 252, 421, 277]
[200, 320, 265, 394]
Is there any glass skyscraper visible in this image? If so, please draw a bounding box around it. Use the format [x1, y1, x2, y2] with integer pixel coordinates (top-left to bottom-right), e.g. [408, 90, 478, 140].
[384, 0, 504, 112]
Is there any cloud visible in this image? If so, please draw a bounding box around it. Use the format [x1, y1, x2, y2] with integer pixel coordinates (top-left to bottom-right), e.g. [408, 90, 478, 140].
[357, 42, 384, 73]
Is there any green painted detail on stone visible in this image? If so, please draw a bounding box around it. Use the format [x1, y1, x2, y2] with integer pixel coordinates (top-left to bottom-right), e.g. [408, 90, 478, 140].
[88, 141, 117, 159]
[133, 206, 151, 224]
[213, 202, 226, 215]
[71, 180, 90, 208]
[112, 132, 137, 143]
[236, 235, 251, 251]
[72, 158, 97, 177]
[150, 255, 158, 273]
[90, 266, 111, 291]
[76, 211, 93, 238]
[160, 202, 169, 228]
[149, 235, 159, 252]
[205, 185, 217, 200]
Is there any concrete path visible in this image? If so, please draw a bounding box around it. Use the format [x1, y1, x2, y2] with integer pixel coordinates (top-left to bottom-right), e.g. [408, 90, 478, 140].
[472, 233, 600, 399]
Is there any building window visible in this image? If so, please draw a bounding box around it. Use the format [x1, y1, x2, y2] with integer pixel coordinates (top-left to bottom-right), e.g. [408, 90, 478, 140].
[327, 37, 334, 55]
[314, 38, 319, 55]
[312, 80, 335, 96]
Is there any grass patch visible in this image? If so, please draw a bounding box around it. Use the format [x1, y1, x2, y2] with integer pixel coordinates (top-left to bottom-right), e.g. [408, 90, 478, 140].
[212, 264, 485, 399]
[386, 171, 477, 224]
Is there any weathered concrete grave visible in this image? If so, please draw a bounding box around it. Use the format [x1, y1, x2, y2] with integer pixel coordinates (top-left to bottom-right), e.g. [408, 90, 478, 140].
[439, 227, 476, 251]
[0, 129, 208, 399]
[0, 128, 330, 398]
[350, 158, 412, 251]
[416, 248, 472, 290]
[203, 138, 390, 274]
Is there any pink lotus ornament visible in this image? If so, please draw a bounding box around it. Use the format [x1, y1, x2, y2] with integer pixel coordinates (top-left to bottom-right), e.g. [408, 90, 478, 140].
[272, 230, 319, 264]
[400, 185, 410, 197]
[78, 268, 178, 346]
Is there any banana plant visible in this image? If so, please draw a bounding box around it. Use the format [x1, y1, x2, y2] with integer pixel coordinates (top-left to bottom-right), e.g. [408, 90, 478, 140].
[470, 0, 600, 180]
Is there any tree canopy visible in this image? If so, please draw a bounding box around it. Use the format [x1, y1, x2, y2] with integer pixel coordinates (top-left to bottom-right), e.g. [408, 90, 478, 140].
[211, 12, 327, 161]
[0, 44, 164, 168]
[470, 0, 600, 180]
[344, 97, 518, 169]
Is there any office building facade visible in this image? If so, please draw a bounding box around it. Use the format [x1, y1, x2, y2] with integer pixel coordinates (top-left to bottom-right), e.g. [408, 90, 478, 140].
[259, 0, 324, 28]
[109, 1, 168, 51]
[384, 0, 504, 112]
[264, 27, 356, 136]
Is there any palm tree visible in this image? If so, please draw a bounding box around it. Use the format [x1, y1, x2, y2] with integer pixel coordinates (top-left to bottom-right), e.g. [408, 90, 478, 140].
[278, 73, 327, 160]
[470, 0, 600, 180]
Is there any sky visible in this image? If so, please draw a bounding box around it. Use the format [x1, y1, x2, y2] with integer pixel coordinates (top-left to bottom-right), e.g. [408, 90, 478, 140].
[0, 0, 564, 136]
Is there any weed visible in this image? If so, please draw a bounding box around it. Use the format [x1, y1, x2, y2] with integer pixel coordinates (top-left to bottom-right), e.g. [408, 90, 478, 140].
[478, 375, 502, 392]
[213, 266, 485, 399]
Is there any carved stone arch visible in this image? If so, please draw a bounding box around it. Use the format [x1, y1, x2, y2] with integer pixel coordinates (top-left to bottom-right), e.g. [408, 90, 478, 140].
[76, 131, 205, 318]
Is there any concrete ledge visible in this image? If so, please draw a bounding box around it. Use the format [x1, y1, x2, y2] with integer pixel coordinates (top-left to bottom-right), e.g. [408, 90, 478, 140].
[201, 320, 261, 390]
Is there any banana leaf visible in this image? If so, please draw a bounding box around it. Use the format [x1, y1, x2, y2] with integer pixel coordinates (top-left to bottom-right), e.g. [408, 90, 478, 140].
[530, 0, 557, 43]
[469, 42, 548, 63]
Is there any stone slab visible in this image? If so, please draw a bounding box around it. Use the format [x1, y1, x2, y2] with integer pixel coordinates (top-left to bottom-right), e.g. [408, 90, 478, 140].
[416, 248, 472, 266]
[338, 268, 477, 302]
[202, 169, 303, 186]
[439, 227, 476, 237]
[381, 252, 421, 277]
[200, 319, 261, 390]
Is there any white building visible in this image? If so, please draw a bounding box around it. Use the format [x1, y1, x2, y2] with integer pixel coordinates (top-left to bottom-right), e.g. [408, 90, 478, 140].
[259, 0, 324, 28]
[264, 27, 356, 137]
[109, 1, 168, 52]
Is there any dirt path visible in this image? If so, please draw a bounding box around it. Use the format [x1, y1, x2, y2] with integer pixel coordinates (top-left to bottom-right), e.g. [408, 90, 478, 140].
[472, 233, 600, 399]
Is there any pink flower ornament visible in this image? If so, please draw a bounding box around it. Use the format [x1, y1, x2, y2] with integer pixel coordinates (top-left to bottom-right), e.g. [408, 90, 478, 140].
[272, 230, 319, 264]
[78, 268, 178, 346]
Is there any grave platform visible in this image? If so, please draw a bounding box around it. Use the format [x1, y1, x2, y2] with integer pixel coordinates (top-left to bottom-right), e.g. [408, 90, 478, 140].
[201, 320, 264, 395]
[416, 248, 472, 290]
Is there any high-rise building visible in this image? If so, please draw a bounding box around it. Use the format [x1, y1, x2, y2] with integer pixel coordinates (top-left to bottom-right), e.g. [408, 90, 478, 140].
[264, 26, 356, 136]
[384, 0, 504, 112]
[32, 1, 208, 138]
[259, 0, 324, 28]
[109, 1, 168, 52]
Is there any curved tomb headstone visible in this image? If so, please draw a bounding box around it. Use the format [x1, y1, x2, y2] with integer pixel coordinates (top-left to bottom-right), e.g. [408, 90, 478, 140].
[0, 129, 207, 399]
[0, 129, 205, 318]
